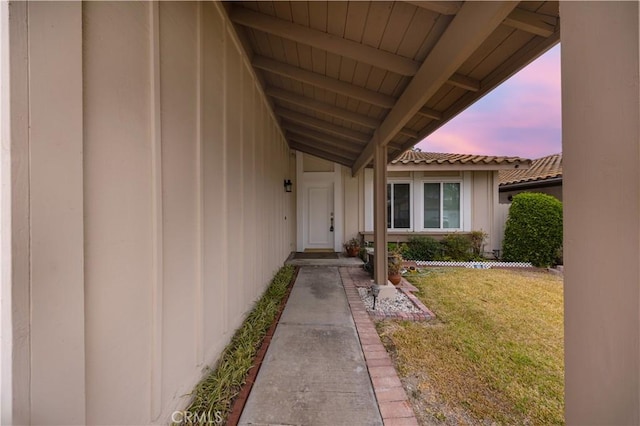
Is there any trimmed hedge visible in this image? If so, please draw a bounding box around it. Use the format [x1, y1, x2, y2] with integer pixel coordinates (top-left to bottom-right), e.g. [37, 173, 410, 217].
[502, 193, 563, 267]
[401, 234, 484, 261]
[441, 233, 473, 261]
[402, 236, 441, 261]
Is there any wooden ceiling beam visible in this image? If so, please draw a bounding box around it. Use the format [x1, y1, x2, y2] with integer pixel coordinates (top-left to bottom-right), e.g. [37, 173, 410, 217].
[232, 5, 511, 98]
[281, 122, 364, 153]
[268, 87, 417, 138]
[447, 73, 480, 92]
[404, 1, 462, 16]
[287, 133, 360, 159]
[399, 128, 419, 139]
[289, 140, 355, 168]
[417, 107, 442, 120]
[264, 87, 418, 139]
[387, 140, 406, 150]
[230, 7, 420, 76]
[503, 8, 557, 38]
[253, 56, 396, 108]
[275, 107, 371, 144]
[352, 1, 518, 176]
[267, 87, 380, 128]
[405, 0, 559, 39]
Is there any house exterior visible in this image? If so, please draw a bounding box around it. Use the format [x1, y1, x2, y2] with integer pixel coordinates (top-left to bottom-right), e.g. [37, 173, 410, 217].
[1, 2, 640, 425]
[499, 153, 563, 203]
[296, 151, 529, 255]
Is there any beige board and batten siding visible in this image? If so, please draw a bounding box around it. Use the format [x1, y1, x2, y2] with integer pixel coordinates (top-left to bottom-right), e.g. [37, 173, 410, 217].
[471, 170, 499, 253]
[343, 164, 366, 244]
[10, 2, 295, 424]
[26, 3, 85, 424]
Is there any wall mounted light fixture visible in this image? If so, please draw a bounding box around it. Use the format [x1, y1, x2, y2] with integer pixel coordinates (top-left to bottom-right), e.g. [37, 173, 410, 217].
[284, 179, 293, 193]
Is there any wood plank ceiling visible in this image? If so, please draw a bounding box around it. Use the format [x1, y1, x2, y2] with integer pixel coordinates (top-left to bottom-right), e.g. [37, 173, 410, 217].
[224, 1, 560, 175]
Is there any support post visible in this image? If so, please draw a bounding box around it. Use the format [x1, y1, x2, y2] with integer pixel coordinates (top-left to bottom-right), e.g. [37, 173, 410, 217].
[561, 2, 640, 424]
[373, 142, 394, 299]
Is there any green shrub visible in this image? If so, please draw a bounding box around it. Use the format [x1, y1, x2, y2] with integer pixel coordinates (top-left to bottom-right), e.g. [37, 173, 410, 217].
[358, 247, 368, 263]
[387, 242, 401, 252]
[441, 233, 473, 261]
[402, 235, 441, 261]
[502, 193, 563, 267]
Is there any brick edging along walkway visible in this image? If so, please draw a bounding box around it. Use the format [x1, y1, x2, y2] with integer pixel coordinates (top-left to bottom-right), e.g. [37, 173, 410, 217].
[339, 267, 419, 426]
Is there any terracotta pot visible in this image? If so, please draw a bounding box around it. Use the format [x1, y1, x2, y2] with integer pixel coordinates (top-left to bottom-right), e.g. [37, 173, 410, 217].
[388, 273, 402, 286]
[346, 247, 360, 257]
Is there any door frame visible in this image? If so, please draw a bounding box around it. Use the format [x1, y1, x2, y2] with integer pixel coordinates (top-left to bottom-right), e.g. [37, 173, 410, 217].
[296, 152, 343, 252]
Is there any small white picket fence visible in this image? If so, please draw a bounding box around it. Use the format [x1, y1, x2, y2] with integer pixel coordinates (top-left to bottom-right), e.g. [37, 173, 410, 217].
[414, 260, 533, 269]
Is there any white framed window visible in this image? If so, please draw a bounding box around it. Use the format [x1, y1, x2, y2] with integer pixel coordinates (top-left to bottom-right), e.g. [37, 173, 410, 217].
[421, 181, 462, 230]
[387, 181, 412, 230]
[364, 173, 469, 233]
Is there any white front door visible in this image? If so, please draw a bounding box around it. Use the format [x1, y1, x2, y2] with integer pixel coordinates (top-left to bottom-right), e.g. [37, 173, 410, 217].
[305, 182, 334, 249]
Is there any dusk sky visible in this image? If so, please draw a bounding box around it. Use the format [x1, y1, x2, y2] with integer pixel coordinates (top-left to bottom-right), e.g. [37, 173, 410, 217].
[415, 44, 561, 160]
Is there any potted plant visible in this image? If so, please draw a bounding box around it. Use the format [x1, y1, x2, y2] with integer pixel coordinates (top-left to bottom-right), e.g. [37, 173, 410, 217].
[344, 238, 361, 257]
[388, 250, 403, 286]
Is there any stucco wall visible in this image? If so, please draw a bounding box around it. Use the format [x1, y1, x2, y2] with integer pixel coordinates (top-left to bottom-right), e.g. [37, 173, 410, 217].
[4, 2, 295, 424]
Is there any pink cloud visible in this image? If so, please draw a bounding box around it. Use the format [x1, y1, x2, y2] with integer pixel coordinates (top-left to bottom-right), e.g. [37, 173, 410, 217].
[416, 45, 561, 160]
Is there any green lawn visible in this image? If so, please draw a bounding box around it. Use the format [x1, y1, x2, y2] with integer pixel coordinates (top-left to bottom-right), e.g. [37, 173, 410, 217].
[377, 268, 564, 425]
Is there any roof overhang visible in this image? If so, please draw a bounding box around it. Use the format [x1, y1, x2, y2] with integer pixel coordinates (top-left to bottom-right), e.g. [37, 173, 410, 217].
[387, 163, 528, 172]
[499, 176, 563, 191]
[225, 1, 560, 175]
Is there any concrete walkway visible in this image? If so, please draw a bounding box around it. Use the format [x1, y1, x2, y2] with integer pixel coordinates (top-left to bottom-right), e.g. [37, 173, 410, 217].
[238, 266, 383, 426]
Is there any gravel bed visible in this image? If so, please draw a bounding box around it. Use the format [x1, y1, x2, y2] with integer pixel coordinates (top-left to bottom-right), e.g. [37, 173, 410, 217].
[358, 287, 422, 314]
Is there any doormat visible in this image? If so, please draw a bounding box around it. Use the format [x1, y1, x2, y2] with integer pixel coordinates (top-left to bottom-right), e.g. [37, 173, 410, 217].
[294, 252, 339, 260]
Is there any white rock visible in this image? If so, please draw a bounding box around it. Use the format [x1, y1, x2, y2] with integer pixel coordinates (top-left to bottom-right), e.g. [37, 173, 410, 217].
[357, 287, 422, 314]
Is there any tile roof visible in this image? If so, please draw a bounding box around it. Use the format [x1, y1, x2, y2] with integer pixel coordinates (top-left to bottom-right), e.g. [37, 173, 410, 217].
[391, 150, 530, 167]
[499, 153, 562, 186]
